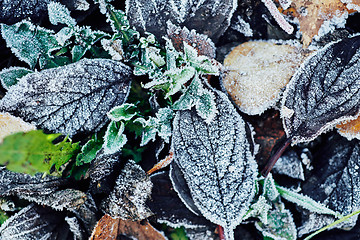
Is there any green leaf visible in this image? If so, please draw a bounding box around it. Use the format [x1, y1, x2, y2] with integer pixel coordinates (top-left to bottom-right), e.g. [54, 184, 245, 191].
[103, 121, 127, 154]
[48, 2, 76, 27]
[0, 67, 33, 90]
[165, 66, 196, 97]
[107, 103, 137, 122]
[55, 27, 74, 46]
[276, 186, 341, 217]
[263, 174, 280, 202]
[76, 136, 103, 166]
[1, 20, 61, 69]
[169, 227, 189, 240]
[0, 130, 80, 175]
[255, 208, 297, 240]
[71, 45, 88, 62]
[0, 210, 8, 225]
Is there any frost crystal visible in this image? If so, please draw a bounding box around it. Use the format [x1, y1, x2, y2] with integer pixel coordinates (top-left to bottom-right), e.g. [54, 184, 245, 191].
[48, 2, 76, 27]
[0, 67, 33, 90]
[0, 58, 132, 136]
[101, 160, 153, 220]
[281, 36, 360, 144]
[171, 89, 257, 240]
[231, 16, 253, 37]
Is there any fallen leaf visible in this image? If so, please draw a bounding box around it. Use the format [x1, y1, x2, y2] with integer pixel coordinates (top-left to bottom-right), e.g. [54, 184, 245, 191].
[277, 0, 359, 46]
[0, 58, 132, 136]
[281, 35, 360, 144]
[171, 88, 257, 240]
[336, 115, 360, 140]
[126, 0, 237, 42]
[0, 204, 84, 239]
[90, 214, 166, 240]
[0, 112, 36, 143]
[101, 160, 153, 221]
[166, 21, 216, 58]
[222, 41, 311, 115]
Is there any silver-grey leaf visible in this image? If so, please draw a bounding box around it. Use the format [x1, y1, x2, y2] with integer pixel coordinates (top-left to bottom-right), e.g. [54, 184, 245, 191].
[101, 160, 153, 221]
[0, 204, 82, 240]
[281, 36, 360, 144]
[0, 58, 132, 136]
[171, 89, 257, 240]
[125, 0, 237, 42]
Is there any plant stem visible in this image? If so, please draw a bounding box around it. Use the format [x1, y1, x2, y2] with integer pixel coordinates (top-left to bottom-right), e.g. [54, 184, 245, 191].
[217, 225, 226, 240]
[261, 137, 292, 177]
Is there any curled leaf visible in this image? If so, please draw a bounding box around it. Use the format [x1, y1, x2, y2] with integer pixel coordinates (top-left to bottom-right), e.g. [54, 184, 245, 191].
[0, 58, 133, 136]
[171, 89, 257, 240]
[281, 36, 360, 144]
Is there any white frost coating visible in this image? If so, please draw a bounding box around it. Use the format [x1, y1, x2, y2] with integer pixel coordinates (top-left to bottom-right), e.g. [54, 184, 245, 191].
[101, 160, 153, 220]
[65, 216, 83, 239]
[0, 58, 132, 136]
[74, 0, 90, 11]
[313, 12, 348, 42]
[273, 150, 305, 180]
[171, 89, 257, 240]
[231, 16, 253, 37]
[278, 0, 292, 10]
[281, 36, 360, 145]
[101, 39, 124, 60]
[261, 0, 294, 34]
[48, 2, 76, 27]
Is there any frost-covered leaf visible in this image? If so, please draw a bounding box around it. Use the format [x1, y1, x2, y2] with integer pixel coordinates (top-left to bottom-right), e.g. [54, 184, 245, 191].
[300, 135, 360, 231]
[0, 0, 49, 24]
[281, 36, 360, 144]
[243, 196, 272, 224]
[90, 214, 166, 240]
[166, 21, 216, 58]
[183, 42, 219, 75]
[276, 186, 340, 217]
[0, 167, 68, 198]
[165, 66, 196, 97]
[263, 174, 280, 202]
[273, 150, 305, 181]
[103, 121, 127, 155]
[88, 151, 121, 195]
[0, 58, 133, 136]
[136, 107, 174, 146]
[101, 160, 153, 220]
[76, 134, 103, 166]
[107, 103, 137, 122]
[0, 204, 84, 240]
[222, 41, 311, 115]
[173, 75, 217, 123]
[1, 20, 60, 69]
[0, 130, 79, 175]
[48, 2, 76, 27]
[0, 67, 33, 90]
[126, 0, 237, 42]
[0, 112, 36, 144]
[255, 208, 297, 240]
[171, 89, 257, 240]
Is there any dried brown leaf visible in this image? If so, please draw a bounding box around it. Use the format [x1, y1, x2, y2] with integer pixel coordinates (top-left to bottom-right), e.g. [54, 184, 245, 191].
[336, 115, 360, 140]
[0, 112, 36, 143]
[90, 214, 166, 240]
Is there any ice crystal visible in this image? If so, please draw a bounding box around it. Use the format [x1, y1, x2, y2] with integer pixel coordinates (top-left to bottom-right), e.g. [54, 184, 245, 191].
[281, 35, 360, 144]
[103, 121, 127, 155]
[101, 160, 153, 220]
[0, 58, 132, 136]
[171, 89, 257, 240]
[231, 16, 254, 37]
[273, 150, 305, 180]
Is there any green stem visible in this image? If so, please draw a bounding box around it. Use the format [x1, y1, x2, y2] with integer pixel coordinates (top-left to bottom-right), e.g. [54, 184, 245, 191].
[304, 208, 360, 240]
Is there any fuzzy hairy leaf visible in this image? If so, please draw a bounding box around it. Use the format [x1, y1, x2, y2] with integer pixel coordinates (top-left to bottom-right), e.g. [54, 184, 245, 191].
[171, 89, 257, 240]
[103, 121, 127, 155]
[48, 2, 76, 27]
[0, 130, 79, 175]
[107, 103, 137, 122]
[101, 160, 153, 220]
[125, 0, 237, 42]
[0, 67, 33, 90]
[0, 58, 132, 137]
[255, 208, 297, 240]
[281, 36, 360, 144]
[76, 135, 103, 166]
[1, 20, 60, 69]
